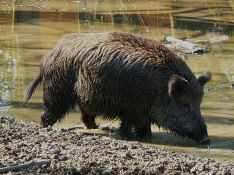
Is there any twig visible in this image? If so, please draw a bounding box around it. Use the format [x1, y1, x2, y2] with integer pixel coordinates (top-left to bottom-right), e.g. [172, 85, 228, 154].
[208, 145, 211, 154]
[217, 42, 223, 52]
[159, 30, 166, 36]
[0, 160, 51, 173]
[179, 158, 184, 175]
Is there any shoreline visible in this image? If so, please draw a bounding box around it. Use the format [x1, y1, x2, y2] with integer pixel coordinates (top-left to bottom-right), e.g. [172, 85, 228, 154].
[1, 116, 234, 174]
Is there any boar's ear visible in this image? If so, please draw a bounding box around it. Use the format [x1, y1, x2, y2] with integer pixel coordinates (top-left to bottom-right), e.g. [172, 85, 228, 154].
[168, 74, 189, 98]
[198, 71, 212, 86]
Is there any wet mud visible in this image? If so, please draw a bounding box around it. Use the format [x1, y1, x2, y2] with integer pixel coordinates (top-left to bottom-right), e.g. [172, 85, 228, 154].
[1, 116, 234, 175]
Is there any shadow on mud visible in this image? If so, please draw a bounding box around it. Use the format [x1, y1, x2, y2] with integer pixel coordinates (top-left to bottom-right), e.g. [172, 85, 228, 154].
[75, 127, 234, 150]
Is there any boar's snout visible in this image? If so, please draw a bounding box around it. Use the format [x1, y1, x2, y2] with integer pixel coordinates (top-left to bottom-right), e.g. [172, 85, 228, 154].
[188, 119, 210, 144]
[199, 135, 210, 145]
[190, 121, 210, 144]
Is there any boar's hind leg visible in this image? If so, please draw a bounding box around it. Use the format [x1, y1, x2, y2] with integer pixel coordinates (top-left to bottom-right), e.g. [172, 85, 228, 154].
[41, 85, 77, 127]
[78, 106, 98, 129]
[119, 117, 133, 138]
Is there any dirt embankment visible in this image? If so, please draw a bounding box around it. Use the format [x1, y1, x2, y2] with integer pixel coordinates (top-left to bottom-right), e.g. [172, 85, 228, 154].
[0, 116, 234, 175]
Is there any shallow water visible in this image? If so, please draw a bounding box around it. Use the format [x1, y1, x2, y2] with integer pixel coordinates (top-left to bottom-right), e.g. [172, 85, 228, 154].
[0, 0, 234, 162]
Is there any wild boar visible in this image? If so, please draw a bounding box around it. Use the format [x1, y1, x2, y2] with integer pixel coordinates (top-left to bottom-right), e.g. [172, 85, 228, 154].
[24, 32, 211, 144]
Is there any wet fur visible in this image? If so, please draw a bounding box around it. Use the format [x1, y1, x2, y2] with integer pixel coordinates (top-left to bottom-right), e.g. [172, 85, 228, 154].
[25, 32, 209, 139]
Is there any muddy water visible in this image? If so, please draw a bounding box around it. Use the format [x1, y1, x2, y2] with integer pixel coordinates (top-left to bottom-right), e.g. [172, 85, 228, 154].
[0, 0, 233, 161]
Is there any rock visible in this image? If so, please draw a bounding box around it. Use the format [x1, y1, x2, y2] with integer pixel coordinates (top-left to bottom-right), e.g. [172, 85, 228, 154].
[125, 152, 133, 159]
[52, 154, 59, 159]
[53, 149, 61, 155]
[59, 155, 68, 161]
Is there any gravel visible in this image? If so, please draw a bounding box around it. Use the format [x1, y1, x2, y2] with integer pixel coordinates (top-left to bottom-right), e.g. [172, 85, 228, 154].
[0, 116, 234, 175]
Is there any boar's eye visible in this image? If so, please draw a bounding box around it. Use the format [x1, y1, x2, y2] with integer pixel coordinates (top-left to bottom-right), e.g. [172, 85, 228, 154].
[183, 103, 190, 113]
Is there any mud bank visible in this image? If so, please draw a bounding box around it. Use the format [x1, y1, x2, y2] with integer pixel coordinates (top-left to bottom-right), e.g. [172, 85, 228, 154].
[0, 116, 233, 175]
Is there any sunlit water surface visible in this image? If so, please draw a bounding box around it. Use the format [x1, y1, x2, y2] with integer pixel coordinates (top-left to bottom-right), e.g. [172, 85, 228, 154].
[0, 0, 233, 162]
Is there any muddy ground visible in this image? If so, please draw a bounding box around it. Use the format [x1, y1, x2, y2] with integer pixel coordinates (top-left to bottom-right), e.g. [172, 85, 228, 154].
[0, 116, 234, 175]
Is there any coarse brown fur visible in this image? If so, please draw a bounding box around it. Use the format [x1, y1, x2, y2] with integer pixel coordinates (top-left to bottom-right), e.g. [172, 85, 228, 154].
[25, 32, 211, 142]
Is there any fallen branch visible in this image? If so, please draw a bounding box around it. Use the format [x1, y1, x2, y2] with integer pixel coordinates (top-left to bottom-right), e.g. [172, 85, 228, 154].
[61, 126, 84, 132]
[0, 160, 51, 173]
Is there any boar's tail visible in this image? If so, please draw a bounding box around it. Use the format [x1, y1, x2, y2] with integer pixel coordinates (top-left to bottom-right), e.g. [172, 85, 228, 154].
[24, 73, 42, 104]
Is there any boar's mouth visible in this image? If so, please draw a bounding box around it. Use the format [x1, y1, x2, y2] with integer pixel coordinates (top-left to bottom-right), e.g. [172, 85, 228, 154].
[168, 123, 210, 144]
[186, 132, 210, 144]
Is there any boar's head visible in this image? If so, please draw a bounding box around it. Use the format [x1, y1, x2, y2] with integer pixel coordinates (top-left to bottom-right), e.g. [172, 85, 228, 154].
[165, 71, 212, 144]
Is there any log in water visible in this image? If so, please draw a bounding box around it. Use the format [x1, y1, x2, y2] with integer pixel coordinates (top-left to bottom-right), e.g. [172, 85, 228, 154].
[164, 35, 204, 54]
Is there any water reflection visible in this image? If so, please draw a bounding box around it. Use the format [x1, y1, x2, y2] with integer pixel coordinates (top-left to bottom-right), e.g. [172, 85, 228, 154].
[14, 11, 40, 23]
[0, 0, 233, 161]
[0, 50, 17, 105]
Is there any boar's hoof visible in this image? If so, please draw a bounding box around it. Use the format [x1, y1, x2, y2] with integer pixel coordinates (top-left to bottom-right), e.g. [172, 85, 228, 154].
[85, 123, 98, 129]
[199, 135, 210, 145]
[40, 113, 57, 127]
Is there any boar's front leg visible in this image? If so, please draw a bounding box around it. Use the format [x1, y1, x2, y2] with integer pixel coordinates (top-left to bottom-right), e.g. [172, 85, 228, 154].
[119, 117, 134, 138]
[134, 118, 152, 138]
